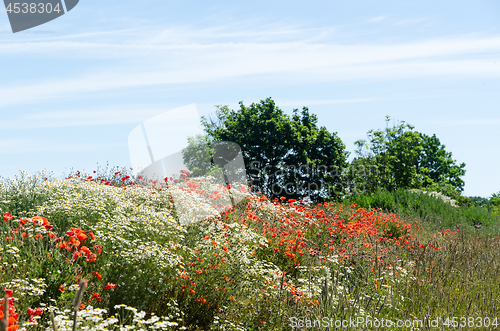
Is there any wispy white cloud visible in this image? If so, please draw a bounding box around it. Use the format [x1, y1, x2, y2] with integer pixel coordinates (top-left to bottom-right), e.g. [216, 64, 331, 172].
[2, 24, 500, 59]
[394, 17, 428, 26]
[419, 118, 500, 127]
[0, 25, 500, 108]
[369, 16, 387, 23]
[0, 137, 123, 154]
[0, 105, 179, 129]
[276, 92, 498, 108]
[6, 93, 494, 131]
[2, 58, 499, 109]
[0, 23, 334, 56]
[278, 98, 381, 107]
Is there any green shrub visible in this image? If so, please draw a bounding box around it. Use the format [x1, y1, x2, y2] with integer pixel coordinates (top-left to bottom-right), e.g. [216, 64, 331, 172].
[341, 188, 500, 232]
[0, 170, 55, 217]
[422, 181, 462, 201]
[491, 191, 500, 216]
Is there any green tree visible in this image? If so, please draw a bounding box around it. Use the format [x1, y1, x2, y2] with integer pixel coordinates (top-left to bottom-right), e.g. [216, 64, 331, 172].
[198, 98, 349, 201]
[417, 133, 466, 191]
[491, 191, 500, 216]
[353, 116, 466, 193]
[182, 134, 213, 177]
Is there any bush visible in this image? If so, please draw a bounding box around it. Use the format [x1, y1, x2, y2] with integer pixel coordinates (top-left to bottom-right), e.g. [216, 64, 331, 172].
[341, 188, 500, 231]
[491, 191, 500, 216]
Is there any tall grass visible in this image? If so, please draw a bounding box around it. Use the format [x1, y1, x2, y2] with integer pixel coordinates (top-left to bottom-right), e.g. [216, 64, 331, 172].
[0, 170, 499, 330]
[342, 188, 500, 233]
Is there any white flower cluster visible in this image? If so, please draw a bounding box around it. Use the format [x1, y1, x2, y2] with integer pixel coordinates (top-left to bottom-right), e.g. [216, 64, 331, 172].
[294, 265, 332, 299]
[196, 220, 279, 282]
[378, 260, 416, 287]
[17, 177, 191, 282]
[43, 304, 185, 331]
[212, 314, 246, 331]
[0, 278, 47, 296]
[0, 244, 21, 256]
[32, 177, 127, 224]
[167, 174, 251, 226]
[408, 189, 458, 207]
[68, 283, 81, 292]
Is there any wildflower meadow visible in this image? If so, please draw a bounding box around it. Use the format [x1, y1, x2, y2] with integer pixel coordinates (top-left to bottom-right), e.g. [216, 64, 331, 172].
[0, 168, 499, 330]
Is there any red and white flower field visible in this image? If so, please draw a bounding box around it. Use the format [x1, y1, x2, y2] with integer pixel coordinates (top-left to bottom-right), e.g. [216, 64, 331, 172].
[0, 169, 499, 330]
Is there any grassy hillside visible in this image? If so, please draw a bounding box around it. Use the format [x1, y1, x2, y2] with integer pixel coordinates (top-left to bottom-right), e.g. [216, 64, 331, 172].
[0, 169, 498, 330]
[341, 188, 500, 235]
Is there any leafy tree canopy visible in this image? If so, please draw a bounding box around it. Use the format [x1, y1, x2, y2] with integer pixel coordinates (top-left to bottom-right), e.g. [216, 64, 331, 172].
[353, 116, 466, 193]
[188, 98, 349, 201]
[491, 191, 500, 216]
[182, 134, 213, 177]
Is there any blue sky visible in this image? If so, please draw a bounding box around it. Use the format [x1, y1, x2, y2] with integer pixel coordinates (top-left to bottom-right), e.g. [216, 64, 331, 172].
[0, 0, 499, 198]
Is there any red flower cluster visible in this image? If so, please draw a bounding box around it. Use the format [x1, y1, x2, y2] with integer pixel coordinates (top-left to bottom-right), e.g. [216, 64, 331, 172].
[55, 227, 99, 262]
[196, 297, 207, 304]
[26, 307, 43, 325]
[89, 292, 101, 302]
[0, 289, 19, 331]
[67, 170, 139, 187]
[32, 216, 53, 231]
[3, 212, 13, 222]
[104, 283, 117, 290]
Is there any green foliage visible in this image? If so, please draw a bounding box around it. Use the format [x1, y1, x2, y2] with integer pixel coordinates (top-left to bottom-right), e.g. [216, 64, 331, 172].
[400, 230, 500, 328]
[346, 156, 383, 196]
[182, 134, 214, 177]
[0, 170, 55, 217]
[342, 188, 500, 231]
[354, 116, 422, 192]
[1, 167, 500, 330]
[460, 196, 489, 208]
[491, 191, 500, 216]
[418, 133, 466, 191]
[199, 98, 349, 201]
[353, 116, 466, 194]
[421, 181, 462, 201]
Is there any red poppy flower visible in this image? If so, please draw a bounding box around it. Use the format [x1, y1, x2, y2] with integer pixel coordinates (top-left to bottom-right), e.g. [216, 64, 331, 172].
[91, 292, 101, 302]
[4, 288, 12, 297]
[93, 244, 102, 253]
[103, 283, 116, 290]
[3, 213, 13, 222]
